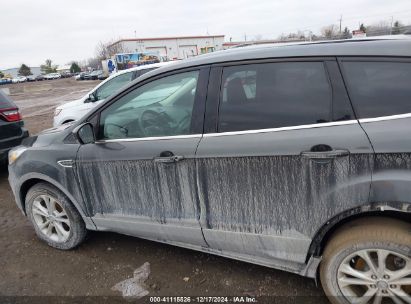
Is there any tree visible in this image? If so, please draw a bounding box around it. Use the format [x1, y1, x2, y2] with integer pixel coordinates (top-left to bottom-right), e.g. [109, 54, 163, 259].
[0, 71, 4, 78]
[87, 57, 101, 70]
[40, 59, 58, 74]
[342, 27, 352, 39]
[18, 64, 32, 76]
[392, 21, 404, 35]
[359, 23, 366, 33]
[70, 62, 81, 73]
[366, 21, 391, 36]
[95, 38, 130, 60]
[321, 24, 339, 39]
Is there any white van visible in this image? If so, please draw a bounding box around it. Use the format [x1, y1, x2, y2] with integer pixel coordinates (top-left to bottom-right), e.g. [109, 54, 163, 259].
[53, 62, 172, 127]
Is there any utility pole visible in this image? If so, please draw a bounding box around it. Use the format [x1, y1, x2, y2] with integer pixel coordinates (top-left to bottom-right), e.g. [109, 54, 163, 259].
[390, 16, 394, 35]
[339, 15, 343, 34]
[244, 33, 247, 42]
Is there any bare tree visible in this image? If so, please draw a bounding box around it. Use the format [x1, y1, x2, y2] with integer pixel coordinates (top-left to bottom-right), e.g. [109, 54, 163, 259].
[321, 24, 339, 39]
[366, 20, 391, 36]
[95, 38, 130, 60]
[87, 57, 102, 70]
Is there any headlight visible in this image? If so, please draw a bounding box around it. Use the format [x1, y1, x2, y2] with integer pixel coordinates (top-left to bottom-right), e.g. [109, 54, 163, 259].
[54, 108, 62, 116]
[8, 147, 28, 165]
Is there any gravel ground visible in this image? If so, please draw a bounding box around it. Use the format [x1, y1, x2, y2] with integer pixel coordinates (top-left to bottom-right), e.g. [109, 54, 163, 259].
[0, 78, 328, 303]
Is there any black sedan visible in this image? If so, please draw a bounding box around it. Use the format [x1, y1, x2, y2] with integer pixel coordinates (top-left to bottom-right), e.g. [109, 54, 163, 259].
[0, 91, 29, 165]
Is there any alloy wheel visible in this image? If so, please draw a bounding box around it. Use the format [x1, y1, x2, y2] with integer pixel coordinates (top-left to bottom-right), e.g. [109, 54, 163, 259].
[337, 249, 411, 304]
[31, 194, 71, 243]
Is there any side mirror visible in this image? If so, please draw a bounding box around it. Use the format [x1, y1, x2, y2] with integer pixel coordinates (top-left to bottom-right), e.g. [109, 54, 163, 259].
[73, 123, 95, 144]
[85, 92, 97, 103]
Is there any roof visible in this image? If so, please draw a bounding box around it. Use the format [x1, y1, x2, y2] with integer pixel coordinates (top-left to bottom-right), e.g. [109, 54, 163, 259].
[148, 37, 411, 72]
[103, 62, 174, 81]
[110, 35, 225, 47]
[123, 37, 411, 89]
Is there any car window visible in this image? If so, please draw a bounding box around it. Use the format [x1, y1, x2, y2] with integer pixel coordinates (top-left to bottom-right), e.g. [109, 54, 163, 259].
[95, 72, 134, 101]
[342, 61, 411, 119]
[99, 70, 199, 140]
[218, 62, 332, 132]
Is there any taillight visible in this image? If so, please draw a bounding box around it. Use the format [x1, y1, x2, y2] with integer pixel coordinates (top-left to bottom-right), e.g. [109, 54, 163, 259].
[0, 108, 22, 122]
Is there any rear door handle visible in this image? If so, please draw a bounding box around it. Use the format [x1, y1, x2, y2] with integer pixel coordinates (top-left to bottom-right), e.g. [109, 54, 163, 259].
[154, 155, 184, 164]
[301, 149, 350, 159]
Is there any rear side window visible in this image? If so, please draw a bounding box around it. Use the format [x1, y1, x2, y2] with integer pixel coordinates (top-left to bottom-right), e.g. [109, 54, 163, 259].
[342, 61, 411, 119]
[218, 62, 332, 132]
[0, 91, 16, 108]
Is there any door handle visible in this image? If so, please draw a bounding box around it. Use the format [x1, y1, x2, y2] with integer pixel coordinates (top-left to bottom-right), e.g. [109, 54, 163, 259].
[301, 149, 350, 159]
[154, 154, 184, 164]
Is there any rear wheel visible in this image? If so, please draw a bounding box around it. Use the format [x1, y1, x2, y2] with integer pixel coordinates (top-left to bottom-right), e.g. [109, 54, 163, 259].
[25, 182, 87, 250]
[320, 217, 411, 304]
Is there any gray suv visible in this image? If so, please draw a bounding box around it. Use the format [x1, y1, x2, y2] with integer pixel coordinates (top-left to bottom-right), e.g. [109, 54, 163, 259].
[8, 39, 411, 304]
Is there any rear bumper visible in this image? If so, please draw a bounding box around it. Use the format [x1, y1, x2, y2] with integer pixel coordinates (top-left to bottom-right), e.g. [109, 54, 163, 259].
[0, 129, 29, 161]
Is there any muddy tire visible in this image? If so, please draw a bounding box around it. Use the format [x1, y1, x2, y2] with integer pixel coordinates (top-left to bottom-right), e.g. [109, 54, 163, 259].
[25, 182, 87, 250]
[320, 217, 411, 304]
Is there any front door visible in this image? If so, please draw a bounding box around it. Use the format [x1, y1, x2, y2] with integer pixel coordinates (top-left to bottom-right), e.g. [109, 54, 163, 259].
[76, 68, 209, 247]
[196, 60, 373, 268]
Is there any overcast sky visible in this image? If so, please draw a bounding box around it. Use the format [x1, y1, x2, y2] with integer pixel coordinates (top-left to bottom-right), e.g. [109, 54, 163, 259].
[1, 0, 410, 70]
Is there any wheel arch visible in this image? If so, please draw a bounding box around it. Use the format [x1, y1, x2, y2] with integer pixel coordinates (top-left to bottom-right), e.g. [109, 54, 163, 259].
[18, 173, 96, 230]
[307, 202, 411, 260]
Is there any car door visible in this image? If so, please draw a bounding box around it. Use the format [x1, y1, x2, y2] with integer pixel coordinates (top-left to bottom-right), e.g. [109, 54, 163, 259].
[195, 59, 374, 267]
[76, 67, 209, 247]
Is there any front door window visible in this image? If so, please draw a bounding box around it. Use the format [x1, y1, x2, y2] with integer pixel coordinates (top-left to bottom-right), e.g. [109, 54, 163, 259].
[99, 71, 199, 139]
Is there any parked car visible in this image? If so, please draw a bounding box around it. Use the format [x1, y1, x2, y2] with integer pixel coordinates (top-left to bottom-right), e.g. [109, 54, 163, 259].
[44, 73, 61, 80]
[0, 78, 12, 85]
[53, 62, 171, 126]
[75, 72, 87, 81]
[35, 75, 45, 81]
[8, 39, 411, 304]
[97, 73, 108, 80]
[60, 72, 72, 78]
[26, 75, 36, 82]
[84, 70, 103, 80]
[12, 76, 27, 83]
[0, 91, 28, 165]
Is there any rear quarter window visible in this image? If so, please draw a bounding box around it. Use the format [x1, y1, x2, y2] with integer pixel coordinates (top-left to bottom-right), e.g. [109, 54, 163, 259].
[341, 61, 411, 119]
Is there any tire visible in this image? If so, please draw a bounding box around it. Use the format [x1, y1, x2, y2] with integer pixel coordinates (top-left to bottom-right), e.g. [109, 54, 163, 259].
[320, 217, 411, 304]
[25, 182, 87, 250]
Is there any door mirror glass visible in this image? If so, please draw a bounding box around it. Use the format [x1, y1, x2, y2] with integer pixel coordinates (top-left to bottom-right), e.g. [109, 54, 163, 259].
[73, 123, 95, 144]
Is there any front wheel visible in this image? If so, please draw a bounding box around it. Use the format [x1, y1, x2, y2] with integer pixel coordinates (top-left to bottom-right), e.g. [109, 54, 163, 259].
[320, 217, 411, 304]
[25, 182, 87, 250]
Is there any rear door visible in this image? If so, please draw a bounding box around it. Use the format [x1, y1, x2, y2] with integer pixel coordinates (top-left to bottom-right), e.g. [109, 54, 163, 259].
[339, 58, 411, 203]
[195, 59, 374, 267]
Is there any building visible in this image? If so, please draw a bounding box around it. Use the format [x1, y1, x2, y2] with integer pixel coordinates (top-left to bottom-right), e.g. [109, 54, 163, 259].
[56, 65, 71, 73]
[109, 35, 225, 60]
[2, 66, 41, 77]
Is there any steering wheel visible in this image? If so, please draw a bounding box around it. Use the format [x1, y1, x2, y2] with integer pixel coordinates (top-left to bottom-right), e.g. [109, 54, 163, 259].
[104, 123, 129, 138]
[176, 114, 191, 134]
[140, 110, 171, 137]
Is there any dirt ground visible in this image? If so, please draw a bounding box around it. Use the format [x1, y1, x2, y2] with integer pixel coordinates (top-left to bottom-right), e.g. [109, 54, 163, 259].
[0, 79, 328, 303]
